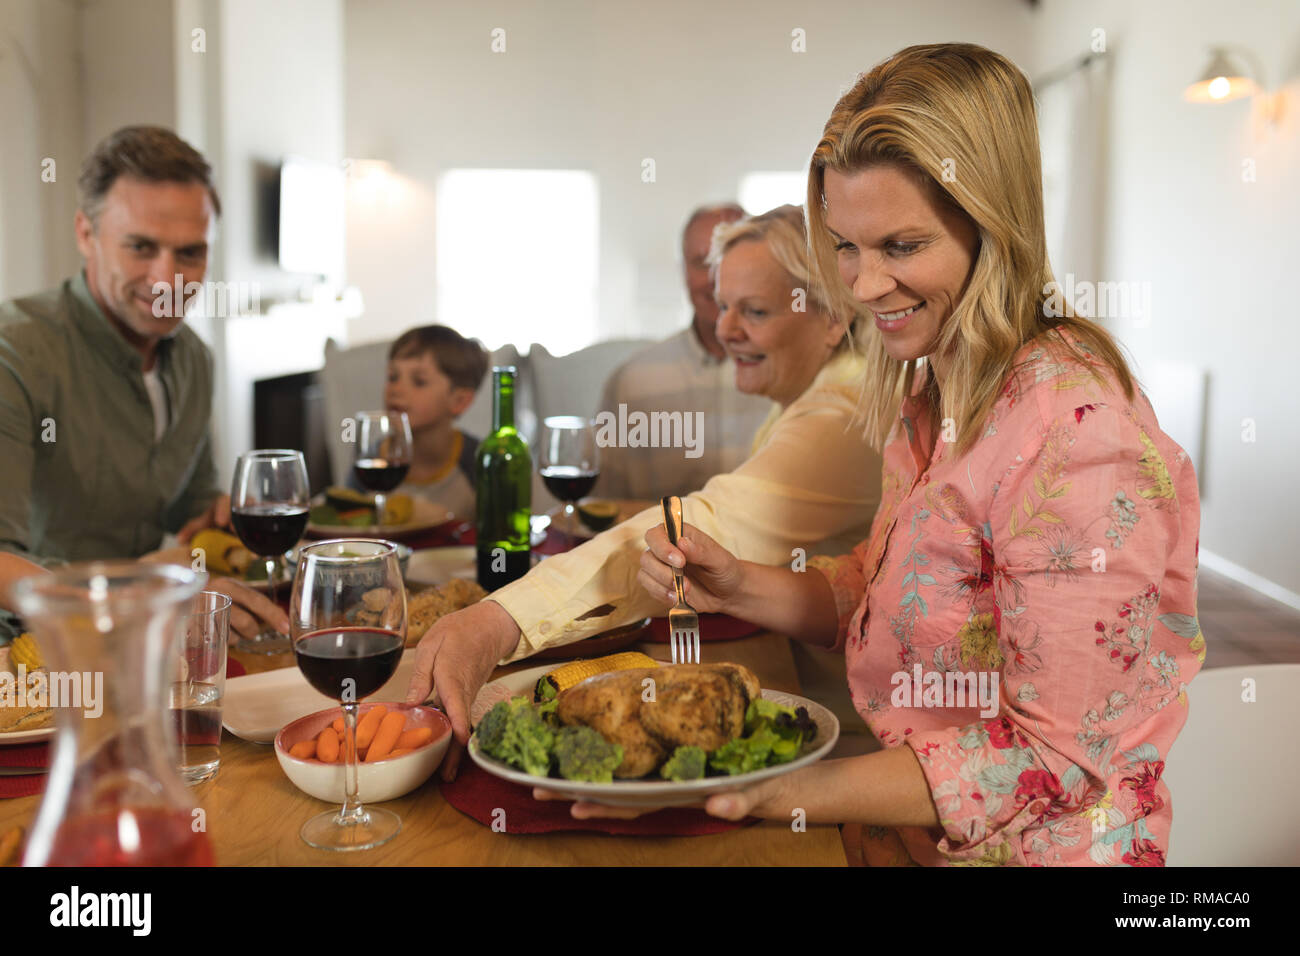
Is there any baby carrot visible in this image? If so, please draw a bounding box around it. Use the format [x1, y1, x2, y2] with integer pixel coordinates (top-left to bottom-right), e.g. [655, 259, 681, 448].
[396, 727, 434, 750]
[332, 716, 344, 734]
[365, 710, 407, 762]
[382, 748, 411, 760]
[317, 727, 340, 763]
[289, 740, 316, 760]
[355, 705, 388, 752]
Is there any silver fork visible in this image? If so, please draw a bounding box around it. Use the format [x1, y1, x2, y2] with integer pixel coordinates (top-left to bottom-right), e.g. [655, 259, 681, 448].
[661, 495, 701, 664]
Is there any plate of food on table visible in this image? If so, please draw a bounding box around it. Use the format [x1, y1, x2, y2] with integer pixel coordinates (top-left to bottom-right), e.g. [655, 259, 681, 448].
[306, 487, 456, 539]
[0, 633, 55, 744]
[467, 653, 839, 806]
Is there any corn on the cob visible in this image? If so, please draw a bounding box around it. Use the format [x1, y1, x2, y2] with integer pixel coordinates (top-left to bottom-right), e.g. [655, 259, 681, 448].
[535, 651, 658, 702]
[190, 528, 254, 575]
[9, 633, 42, 671]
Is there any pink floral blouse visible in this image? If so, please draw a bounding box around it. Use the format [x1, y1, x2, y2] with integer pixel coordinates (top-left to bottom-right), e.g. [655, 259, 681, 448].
[812, 329, 1203, 866]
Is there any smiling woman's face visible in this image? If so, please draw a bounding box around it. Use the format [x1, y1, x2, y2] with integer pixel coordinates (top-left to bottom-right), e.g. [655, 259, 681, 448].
[823, 165, 979, 381]
[714, 238, 844, 407]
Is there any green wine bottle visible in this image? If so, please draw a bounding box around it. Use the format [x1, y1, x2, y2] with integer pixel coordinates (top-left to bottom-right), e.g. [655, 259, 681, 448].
[475, 366, 532, 590]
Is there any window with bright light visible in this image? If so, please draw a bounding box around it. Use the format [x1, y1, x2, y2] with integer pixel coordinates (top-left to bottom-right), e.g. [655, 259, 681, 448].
[738, 171, 808, 216]
[436, 169, 598, 354]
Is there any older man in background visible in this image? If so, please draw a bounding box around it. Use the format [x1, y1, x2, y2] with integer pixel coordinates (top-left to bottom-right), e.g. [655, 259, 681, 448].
[596, 203, 774, 499]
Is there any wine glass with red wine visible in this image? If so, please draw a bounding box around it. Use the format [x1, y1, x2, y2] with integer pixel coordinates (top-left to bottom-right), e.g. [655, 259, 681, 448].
[539, 416, 601, 540]
[290, 539, 406, 851]
[354, 411, 413, 530]
[230, 449, 310, 654]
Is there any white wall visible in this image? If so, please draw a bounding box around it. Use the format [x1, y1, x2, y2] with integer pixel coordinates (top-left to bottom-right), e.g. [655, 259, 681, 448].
[342, 0, 1039, 347]
[1029, 0, 1300, 597]
[80, 0, 177, 148]
[214, 0, 343, 300]
[0, 0, 83, 300]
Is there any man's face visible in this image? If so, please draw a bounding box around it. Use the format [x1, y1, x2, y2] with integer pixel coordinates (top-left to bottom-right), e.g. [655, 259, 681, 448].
[74, 176, 213, 349]
[682, 211, 740, 324]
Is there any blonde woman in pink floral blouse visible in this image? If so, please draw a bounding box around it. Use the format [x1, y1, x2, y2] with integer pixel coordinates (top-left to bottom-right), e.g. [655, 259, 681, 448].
[589, 43, 1203, 866]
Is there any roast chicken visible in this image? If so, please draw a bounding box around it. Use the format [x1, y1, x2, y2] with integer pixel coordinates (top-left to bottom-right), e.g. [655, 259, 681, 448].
[555, 662, 761, 778]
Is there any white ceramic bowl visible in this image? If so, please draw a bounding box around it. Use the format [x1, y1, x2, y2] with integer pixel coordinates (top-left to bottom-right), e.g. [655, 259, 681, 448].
[274, 701, 451, 803]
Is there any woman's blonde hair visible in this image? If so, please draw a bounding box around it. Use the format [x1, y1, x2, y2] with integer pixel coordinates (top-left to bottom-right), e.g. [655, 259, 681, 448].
[806, 42, 1135, 453]
[706, 203, 851, 350]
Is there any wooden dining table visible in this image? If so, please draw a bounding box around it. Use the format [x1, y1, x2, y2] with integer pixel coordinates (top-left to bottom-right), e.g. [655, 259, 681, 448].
[0, 630, 848, 866]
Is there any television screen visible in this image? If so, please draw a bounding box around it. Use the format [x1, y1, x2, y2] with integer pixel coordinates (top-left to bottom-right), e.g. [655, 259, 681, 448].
[278, 156, 345, 278]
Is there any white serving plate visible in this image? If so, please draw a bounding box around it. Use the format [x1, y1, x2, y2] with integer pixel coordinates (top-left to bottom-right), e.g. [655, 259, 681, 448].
[222, 648, 425, 744]
[466, 664, 839, 807]
[404, 546, 476, 588]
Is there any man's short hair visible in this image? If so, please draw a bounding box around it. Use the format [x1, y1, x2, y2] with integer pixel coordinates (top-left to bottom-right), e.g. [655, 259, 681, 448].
[681, 203, 745, 244]
[389, 325, 489, 393]
[78, 126, 221, 224]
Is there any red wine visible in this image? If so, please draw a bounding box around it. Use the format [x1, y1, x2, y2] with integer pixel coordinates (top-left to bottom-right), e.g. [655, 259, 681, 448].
[540, 465, 599, 503]
[46, 808, 214, 866]
[354, 458, 410, 492]
[231, 504, 309, 556]
[294, 627, 404, 701]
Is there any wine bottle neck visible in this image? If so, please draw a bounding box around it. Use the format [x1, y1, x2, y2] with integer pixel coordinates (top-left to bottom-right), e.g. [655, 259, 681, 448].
[492, 369, 515, 431]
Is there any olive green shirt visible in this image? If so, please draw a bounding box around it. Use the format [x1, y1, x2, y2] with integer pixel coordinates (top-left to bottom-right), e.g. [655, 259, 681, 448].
[0, 271, 219, 563]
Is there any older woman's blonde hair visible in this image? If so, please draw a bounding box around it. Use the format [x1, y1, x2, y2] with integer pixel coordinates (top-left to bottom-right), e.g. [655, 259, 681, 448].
[806, 43, 1135, 453]
[706, 203, 852, 350]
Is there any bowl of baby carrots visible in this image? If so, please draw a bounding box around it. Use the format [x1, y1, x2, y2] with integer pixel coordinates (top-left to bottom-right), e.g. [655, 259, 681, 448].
[274, 701, 452, 803]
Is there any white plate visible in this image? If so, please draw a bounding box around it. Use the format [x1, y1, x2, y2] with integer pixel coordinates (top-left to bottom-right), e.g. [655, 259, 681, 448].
[0, 725, 55, 745]
[405, 547, 476, 588]
[222, 649, 425, 743]
[467, 665, 839, 807]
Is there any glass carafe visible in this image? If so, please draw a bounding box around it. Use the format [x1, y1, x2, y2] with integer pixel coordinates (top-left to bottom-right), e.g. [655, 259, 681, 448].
[12, 562, 213, 866]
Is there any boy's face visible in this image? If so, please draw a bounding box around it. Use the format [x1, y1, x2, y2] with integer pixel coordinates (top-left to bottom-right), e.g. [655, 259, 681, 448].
[384, 353, 474, 431]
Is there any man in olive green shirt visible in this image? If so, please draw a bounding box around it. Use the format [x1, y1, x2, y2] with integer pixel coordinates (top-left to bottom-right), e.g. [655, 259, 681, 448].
[0, 269, 219, 560]
[0, 126, 285, 640]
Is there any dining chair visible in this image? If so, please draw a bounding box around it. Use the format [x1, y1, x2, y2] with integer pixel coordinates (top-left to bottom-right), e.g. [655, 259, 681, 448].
[1161, 662, 1300, 866]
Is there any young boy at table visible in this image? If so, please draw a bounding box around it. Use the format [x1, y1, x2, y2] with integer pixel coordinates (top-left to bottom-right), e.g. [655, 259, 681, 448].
[375, 325, 488, 522]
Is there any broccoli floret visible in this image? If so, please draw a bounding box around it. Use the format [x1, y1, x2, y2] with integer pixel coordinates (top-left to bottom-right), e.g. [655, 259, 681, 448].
[476, 697, 554, 776]
[659, 745, 707, 781]
[475, 699, 511, 753]
[553, 726, 623, 782]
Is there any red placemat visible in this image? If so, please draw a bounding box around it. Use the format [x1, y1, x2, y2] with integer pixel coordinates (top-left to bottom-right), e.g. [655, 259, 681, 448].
[647, 613, 762, 643]
[0, 741, 49, 799]
[441, 760, 756, 836]
[226, 657, 246, 678]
